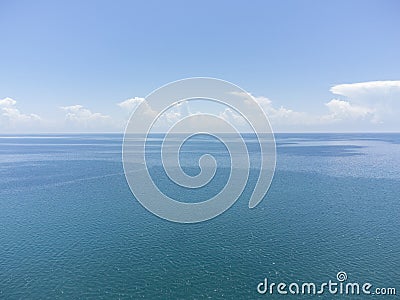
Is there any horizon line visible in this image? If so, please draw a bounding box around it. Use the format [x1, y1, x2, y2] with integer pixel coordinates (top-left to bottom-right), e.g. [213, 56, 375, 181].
[1, 131, 400, 135]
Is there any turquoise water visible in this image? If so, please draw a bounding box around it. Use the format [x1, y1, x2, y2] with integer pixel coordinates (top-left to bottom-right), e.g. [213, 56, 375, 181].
[0, 133, 399, 299]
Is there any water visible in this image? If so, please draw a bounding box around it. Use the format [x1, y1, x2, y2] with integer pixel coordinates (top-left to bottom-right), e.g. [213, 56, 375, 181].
[0, 133, 399, 299]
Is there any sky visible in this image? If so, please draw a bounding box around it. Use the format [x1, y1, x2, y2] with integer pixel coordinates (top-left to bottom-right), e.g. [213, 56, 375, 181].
[0, 0, 399, 133]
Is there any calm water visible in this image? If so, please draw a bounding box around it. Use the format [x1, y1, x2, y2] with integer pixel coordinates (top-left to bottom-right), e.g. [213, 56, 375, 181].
[0, 133, 399, 299]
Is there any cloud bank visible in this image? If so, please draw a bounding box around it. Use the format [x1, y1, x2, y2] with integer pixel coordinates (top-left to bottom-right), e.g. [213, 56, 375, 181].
[250, 80, 400, 130]
[1, 80, 399, 133]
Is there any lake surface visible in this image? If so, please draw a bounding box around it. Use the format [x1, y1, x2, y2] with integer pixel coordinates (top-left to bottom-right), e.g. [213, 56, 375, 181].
[0, 133, 399, 299]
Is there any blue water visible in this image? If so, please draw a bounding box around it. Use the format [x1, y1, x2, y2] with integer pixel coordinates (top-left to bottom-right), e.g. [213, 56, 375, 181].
[0, 133, 399, 299]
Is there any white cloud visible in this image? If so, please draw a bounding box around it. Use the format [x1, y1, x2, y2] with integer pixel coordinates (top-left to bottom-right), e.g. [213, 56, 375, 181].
[117, 97, 145, 111]
[117, 96, 184, 131]
[219, 108, 246, 126]
[230, 93, 312, 127]
[255, 96, 311, 125]
[330, 80, 400, 98]
[61, 105, 112, 130]
[0, 97, 42, 130]
[324, 99, 374, 122]
[117, 97, 157, 122]
[153, 101, 192, 129]
[0, 97, 17, 107]
[329, 80, 400, 124]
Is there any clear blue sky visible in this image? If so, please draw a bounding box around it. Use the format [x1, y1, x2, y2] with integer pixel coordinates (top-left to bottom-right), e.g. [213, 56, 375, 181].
[1, 0, 399, 132]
